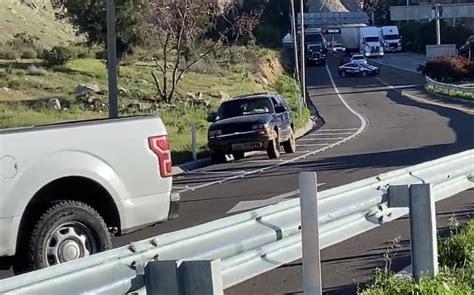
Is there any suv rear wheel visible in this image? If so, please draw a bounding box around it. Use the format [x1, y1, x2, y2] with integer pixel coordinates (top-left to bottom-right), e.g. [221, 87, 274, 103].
[26, 201, 111, 271]
[232, 151, 245, 161]
[283, 129, 296, 153]
[267, 130, 280, 159]
[211, 151, 226, 164]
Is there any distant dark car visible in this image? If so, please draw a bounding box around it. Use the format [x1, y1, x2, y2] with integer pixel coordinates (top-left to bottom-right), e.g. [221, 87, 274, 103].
[306, 44, 326, 66]
[207, 93, 296, 163]
[338, 63, 380, 77]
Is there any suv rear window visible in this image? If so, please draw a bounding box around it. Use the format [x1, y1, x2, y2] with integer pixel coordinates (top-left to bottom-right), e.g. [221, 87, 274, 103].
[218, 97, 273, 119]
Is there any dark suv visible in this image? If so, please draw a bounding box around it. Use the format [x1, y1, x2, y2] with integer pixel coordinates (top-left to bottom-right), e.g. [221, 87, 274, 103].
[207, 93, 296, 163]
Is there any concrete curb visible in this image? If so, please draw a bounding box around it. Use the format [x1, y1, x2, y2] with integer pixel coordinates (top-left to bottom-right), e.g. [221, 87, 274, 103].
[172, 118, 316, 176]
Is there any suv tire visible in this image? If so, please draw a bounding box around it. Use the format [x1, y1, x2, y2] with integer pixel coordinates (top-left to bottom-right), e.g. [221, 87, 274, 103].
[267, 130, 280, 159]
[283, 130, 296, 153]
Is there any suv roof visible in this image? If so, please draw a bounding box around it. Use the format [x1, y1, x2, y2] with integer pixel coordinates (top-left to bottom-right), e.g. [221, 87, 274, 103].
[231, 92, 278, 100]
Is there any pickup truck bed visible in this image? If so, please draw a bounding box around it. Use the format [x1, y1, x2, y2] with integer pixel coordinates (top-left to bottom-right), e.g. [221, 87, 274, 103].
[0, 116, 179, 271]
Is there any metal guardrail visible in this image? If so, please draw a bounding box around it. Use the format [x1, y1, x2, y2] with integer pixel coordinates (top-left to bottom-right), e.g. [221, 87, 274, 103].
[426, 75, 474, 94]
[0, 150, 473, 294]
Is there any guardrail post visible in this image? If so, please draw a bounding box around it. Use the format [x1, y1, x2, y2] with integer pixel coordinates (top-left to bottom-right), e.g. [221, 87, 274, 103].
[179, 260, 223, 295]
[299, 172, 322, 295]
[145, 260, 223, 295]
[409, 184, 438, 281]
[145, 261, 179, 295]
[191, 124, 198, 161]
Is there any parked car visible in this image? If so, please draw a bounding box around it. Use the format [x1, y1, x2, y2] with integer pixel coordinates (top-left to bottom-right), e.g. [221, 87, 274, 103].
[332, 43, 346, 53]
[0, 116, 179, 271]
[207, 93, 296, 163]
[338, 63, 380, 77]
[350, 54, 368, 64]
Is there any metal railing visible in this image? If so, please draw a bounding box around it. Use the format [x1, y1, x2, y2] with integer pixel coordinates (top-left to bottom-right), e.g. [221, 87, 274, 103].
[0, 150, 473, 294]
[426, 75, 474, 94]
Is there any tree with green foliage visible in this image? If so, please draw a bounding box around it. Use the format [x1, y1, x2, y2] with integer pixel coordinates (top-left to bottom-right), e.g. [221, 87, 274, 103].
[51, 0, 150, 61]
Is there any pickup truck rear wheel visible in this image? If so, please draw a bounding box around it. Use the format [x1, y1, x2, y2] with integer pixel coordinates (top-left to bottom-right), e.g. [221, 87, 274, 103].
[27, 201, 112, 270]
[267, 130, 280, 159]
[283, 130, 296, 153]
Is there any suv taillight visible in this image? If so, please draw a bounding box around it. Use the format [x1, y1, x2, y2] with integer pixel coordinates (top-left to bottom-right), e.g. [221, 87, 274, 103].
[148, 136, 172, 178]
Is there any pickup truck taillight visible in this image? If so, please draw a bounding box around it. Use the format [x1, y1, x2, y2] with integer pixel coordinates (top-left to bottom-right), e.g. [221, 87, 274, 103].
[148, 136, 172, 178]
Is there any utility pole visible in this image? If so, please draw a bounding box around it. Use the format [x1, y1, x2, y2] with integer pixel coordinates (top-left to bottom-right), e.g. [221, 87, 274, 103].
[299, 0, 306, 113]
[435, 4, 441, 45]
[107, 0, 118, 118]
[290, 0, 300, 85]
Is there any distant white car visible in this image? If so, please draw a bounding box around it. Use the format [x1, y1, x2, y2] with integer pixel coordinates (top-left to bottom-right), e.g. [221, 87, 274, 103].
[350, 54, 368, 64]
[332, 43, 345, 53]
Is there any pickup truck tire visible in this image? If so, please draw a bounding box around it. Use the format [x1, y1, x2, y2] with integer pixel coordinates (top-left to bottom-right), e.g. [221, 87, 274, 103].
[211, 151, 226, 164]
[27, 200, 112, 270]
[283, 130, 296, 153]
[267, 130, 280, 159]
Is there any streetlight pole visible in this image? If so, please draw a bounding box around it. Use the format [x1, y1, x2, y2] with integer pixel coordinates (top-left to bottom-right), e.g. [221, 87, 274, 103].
[107, 0, 118, 118]
[290, 0, 300, 85]
[299, 0, 306, 114]
[435, 4, 441, 45]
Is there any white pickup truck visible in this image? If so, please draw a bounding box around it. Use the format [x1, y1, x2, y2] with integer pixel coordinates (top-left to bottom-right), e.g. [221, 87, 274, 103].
[0, 116, 179, 271]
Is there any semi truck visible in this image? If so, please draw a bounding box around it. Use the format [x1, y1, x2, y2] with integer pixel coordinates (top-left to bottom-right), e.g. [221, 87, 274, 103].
[301, 28, 327, 66]
[340, 26, 384, 57]
[381, 26, 402, 52]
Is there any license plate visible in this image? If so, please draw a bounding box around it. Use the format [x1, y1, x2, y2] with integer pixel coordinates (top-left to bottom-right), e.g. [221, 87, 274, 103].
[232, 143, 245, 150]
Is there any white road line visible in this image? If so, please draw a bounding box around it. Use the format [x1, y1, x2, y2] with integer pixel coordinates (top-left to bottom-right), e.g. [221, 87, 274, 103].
[227, 183, 326, 213]
[309, 132, 355, 136]
[298, 137, 346, 141]
[316, 128, 359, 131]
[186, 170, 246, 175]
[176, 65, 369, 194]
[297, 143, 331, 147]
[371, 59, 420, 74]
[376, 77, 474, 115]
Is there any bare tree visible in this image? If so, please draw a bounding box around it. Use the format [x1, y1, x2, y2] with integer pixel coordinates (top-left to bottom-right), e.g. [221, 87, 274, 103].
[149, 0, 262, 104]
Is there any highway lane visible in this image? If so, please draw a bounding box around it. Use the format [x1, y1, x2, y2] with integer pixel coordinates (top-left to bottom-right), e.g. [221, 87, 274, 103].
[1, 54, 473, 291]
[0, 54, 365, 279]
[227, 56, 474, 294]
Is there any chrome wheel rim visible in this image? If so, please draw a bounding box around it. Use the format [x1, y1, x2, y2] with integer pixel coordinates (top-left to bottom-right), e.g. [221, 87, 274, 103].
[46, 221, 97, 266]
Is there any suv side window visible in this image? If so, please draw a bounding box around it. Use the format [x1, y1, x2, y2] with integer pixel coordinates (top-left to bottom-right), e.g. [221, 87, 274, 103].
[275, 95, 290, 111]
[270, 97, 281, 109]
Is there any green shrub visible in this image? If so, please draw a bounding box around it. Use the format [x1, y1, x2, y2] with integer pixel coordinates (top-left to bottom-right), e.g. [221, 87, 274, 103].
[7, 79, 21, 90]
[422, 56, 471, 83]
[42, 46, 75, 67]
[0, 47, 20, 60]
[20, 48, 38, 59]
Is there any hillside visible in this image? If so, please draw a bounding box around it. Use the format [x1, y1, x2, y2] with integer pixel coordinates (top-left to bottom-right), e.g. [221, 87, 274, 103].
[0, 0, 77, 47]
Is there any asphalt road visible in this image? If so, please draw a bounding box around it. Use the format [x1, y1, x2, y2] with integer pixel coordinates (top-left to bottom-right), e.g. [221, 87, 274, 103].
[1, 54, 473, 294]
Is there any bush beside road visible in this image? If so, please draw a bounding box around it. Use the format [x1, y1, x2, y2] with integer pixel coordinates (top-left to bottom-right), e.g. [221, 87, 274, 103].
[362, 219, 474, 294]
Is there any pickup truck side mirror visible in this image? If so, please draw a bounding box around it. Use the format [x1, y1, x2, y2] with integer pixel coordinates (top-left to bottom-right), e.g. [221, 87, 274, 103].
[275, 105, 286, 114]
[207, 112, 217, 122]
